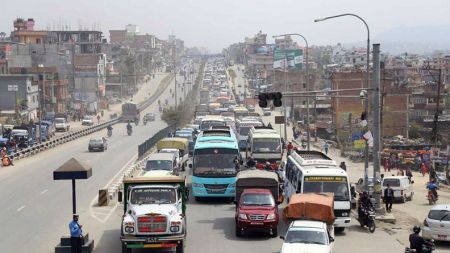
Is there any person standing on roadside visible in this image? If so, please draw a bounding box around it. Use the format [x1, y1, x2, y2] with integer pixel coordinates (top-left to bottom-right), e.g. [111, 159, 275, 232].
[383, 184, 394, 213]
[69, 214, 83, 253]
[323, 142, 330, 155]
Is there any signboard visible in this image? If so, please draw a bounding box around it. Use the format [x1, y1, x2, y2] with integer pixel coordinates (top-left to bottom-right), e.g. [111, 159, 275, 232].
[7, 84, 18, 92]
[304, 176, 347, 182]
[273, 49, 303, 70]
[353, 139, 366, 149]
[275, 116, 285, 124]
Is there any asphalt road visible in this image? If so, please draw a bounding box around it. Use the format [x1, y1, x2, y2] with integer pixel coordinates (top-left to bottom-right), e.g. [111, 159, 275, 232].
[0, 64, 193, 253]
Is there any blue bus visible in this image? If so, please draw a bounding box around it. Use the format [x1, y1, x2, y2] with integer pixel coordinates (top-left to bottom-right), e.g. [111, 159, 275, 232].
[191, 131, 239, 200]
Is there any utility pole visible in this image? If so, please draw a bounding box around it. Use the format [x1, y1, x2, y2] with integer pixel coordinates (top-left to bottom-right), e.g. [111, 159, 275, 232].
[173, 44, 177, 108]
[283, 56, 288, 142]
[372, 44, 382, 209]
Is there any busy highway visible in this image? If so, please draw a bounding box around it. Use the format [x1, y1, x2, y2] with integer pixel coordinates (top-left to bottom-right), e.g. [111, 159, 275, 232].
[0, 61, 196, 253]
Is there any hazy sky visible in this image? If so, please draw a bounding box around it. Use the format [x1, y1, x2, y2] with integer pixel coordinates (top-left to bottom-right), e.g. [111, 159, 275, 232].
[2, 0, 450, 52]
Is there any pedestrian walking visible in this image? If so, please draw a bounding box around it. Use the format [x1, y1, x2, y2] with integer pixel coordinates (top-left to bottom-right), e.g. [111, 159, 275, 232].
[383, 157, 389, 172]
[420, 162, 427, 176]
[96, 115, 100, 124]
[383, 184, 394, 213]
[69, 214, 83, 253]
[323, 142, 330, 155]
[339, 161, 347, 171]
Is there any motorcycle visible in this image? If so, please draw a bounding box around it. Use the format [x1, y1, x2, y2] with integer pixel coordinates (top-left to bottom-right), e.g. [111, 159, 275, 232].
[405, 239, 435, 253]
[427, 190, 437, 205]
[107, 129, 112, 137]
[143, 119, 147, 126]
[134, 118, 139, 126]
[357, 206, 376, 233]
[127, 128, 132, 136]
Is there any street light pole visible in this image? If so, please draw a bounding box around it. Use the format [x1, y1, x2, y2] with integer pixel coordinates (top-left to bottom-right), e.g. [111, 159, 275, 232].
[315, 13, 371, 185]
[38, 64, 45, 144]
[273, 33, 310, 150]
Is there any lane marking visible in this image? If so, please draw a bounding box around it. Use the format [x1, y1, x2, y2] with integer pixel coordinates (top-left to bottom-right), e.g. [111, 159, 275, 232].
[89, 153, 138, 223]
[40, 189, 48, 195]
[17, 205, 26, 212]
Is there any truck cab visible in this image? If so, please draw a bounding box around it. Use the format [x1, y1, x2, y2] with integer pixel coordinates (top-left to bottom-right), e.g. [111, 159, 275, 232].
[120, 176, 188, 253]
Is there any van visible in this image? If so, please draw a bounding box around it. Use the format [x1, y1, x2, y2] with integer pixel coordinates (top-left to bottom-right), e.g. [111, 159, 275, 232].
[381, 176, 414, 203]
[143, 153, 178, 176]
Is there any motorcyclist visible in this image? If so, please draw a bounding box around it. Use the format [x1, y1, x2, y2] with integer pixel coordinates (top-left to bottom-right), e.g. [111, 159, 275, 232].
[358, 191, 373, 224]
[107, 124, 113, 131]
[264, 161, 272, 171]
[426, 180, 438, 200]
[246, 157, 256, 168]
[126, 122, 132, 132]
[287, 142, 294, 155]
[409, 226, 426, 253]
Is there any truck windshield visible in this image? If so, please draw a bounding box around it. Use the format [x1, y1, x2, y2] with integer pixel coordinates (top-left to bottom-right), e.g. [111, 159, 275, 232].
[130, 188, 176, 204]
[285, 229, 328, 245]
[55, 119, 65, 123]
[193, 148, 237, 177]
[253, 138, 281, 153]
[241, 193, 274, 206]
[145, 160, 173, 171]
[303, 176, 350, 201]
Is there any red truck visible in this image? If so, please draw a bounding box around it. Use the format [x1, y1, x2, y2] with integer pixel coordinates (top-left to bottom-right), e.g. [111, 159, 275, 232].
[235, 170, 281, 237]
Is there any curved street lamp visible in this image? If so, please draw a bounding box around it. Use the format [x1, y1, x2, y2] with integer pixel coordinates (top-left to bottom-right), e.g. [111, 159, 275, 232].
[273, 34, 310, 150]
[315, 13, 371, 186]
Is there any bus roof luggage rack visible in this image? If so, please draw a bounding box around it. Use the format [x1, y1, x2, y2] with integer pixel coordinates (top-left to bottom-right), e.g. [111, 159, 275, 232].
[291, 150, 337, 166]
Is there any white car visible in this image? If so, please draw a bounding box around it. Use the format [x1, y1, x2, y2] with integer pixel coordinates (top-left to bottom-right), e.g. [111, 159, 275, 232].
[381, 176, 414, 203]
[422, 204, 450, 241]
[54, 118, 70, 132]
[81, 116, 94, 126]
[280, 220, 334, 253]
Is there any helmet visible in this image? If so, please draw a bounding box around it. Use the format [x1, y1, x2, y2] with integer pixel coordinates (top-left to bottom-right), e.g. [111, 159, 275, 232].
[413, 226, 421, 234]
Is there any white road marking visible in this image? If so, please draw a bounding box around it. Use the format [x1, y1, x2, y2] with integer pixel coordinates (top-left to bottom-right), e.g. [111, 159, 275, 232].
[17, 206, 26, 212]
[89, 153, 138, 223]
[40, 189, 48, 195]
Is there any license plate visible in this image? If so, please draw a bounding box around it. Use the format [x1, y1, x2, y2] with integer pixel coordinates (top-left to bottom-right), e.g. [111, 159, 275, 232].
[146, 237, 158, 243]
[251, 222, 263, 225]
[438, 235, 447, 239]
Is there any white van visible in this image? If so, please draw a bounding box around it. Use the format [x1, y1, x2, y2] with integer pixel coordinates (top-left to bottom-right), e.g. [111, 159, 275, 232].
[142, 153, 178, 176]
[381, 176, 413, 203]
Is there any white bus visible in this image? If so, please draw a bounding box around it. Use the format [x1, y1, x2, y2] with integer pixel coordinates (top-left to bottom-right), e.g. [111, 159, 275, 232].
[247, 127, 282, 169]
[283, 150, 351, 232]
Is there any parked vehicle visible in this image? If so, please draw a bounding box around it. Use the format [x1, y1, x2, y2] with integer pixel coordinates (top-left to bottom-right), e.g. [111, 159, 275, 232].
[235, 170, 281, 237]
[82, 116, 94, 126]
[381, 176, 414, 203]
[88, 137, 107, 152]
[422, 204, 450, 242]
[143, 153, 178, 176]
[281, 193, 335, 253]
[54, 118, 70, 132]
[119, 175, 188, 253]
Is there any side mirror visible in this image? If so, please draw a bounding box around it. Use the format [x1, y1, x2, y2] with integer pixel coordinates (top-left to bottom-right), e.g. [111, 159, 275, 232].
[279, 236, 285, 240]
[411, 180, 414, 184]
[329, 237, 335, 242]
[189, 164, 193, 169]
[118, 191, 123, 203]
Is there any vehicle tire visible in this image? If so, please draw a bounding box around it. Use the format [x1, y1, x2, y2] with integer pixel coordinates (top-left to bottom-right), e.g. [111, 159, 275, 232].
[428, 198, 433, 205]
[235, 226, 242, 237]
[88, 148, 92, 152]
[122, 243, 131, 253]
[335, 227, 345, 233]
[195, 197, 202, 202]
[176, 241, 184, 253]
[368, 221, 376, 233]
[271, 228, 278, 237]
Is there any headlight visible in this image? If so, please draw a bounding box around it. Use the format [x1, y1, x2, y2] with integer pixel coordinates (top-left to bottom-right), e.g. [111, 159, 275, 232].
[192, 182, 203, 188]
[266, 213, 276, 220]
[341, 212, 349, 217]
[238, 213, 247, 220]
[125, 226, 135, 233]
[170, 226, 180, 232]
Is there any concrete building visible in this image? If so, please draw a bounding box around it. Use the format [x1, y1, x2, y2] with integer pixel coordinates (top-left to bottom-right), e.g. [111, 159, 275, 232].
[0, 75, 39, 123]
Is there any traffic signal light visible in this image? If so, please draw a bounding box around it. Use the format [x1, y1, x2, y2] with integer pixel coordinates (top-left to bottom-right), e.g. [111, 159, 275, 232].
[258, 92, 283, 108]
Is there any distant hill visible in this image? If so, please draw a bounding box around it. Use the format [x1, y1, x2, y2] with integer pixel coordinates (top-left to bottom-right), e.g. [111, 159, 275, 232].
[344, 25, 450, 55]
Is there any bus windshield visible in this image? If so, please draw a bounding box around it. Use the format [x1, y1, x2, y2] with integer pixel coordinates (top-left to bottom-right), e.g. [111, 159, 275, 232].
[303, 176, 350, 201]
[252, 138, 281, 153]
[194, 148, 237, 177]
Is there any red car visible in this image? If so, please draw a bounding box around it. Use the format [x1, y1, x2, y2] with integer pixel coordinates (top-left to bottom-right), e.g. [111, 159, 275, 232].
[235, 188, 279, 237]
